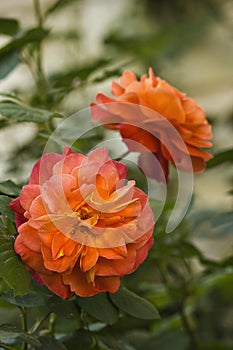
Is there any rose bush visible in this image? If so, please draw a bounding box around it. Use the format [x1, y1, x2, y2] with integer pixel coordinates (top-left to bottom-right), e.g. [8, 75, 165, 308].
[91, 68, 213, 182]
[10, 147, 155, 298]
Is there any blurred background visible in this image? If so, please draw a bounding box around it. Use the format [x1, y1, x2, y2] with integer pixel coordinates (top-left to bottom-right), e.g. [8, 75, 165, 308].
[0, 1, 232, 349]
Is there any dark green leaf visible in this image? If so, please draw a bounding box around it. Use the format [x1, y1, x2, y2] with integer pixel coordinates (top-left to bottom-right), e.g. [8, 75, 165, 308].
[0, 324, 41, 346]
[76, 293, 118, 325]
[0, 235, 31, 296]
[0, 18, 19, 36]
[63, 330, 95, 350]
[125, 329, 189, 350]
[1, 290, 45, 307]
[207, 148, 233, 168]
[47, 296, 80, 320]
[0, 180, 21, 196]
[0, 102, 62, 123]
[0, 49, 20, 80]
[38, 334, 67, 350]
[110, 287, 160, 320]
[0, 195, 15, 221]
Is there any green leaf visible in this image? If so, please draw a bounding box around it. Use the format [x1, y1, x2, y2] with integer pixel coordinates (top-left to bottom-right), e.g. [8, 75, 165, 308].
[0, 324, 41, 347]
[38, 335, 67, 350]
[0, 28, 48, 79]
[76, 293, 118, 325]
[0, 102, 62, 123]
[63, 330, 95, 350]
[45, 0, 78, 17]
[0, 180, 21, 196]
[109, 287, 160, 320]
[0, 49, 20, 80]
[1, 290, 45, 307]
[0, 195, 15, 221]
[0, 18, 19, 36]
[47, 296, 80, 320]
[0, 235, 31, 296]
[207, 148, 233, 168]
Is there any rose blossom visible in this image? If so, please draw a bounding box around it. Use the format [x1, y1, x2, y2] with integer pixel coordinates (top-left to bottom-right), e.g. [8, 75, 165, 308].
[91, 68, 213, 182]
[10, 147, 154, 298]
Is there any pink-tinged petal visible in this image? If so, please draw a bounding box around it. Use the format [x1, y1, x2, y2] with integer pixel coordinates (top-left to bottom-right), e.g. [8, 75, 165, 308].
[111, 81, 125, 96]
[29, 195, 48, 221]
[90, 103, 122, 128]
[138, 151, 169, 183]
[87, 148, 109, 163]
[119, 71, 137, 87]
[9, 197, 27, 228]
[80, 247, 99, 272]
[98, 160, 123, 195]
[20, 185, 40, 212]
[112, 161, 127, 180]
[41, 174, 77, 214]
[18, 222, 41, 253]
[40, 273, 73, 299]
[96, 93, 116, 104]
[53, 154, 85, 176]
[62, 146, 72, 156]
[29, 153, 63, 185]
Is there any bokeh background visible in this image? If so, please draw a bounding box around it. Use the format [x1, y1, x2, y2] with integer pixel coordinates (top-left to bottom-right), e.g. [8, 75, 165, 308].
[0, 1, 232, 349]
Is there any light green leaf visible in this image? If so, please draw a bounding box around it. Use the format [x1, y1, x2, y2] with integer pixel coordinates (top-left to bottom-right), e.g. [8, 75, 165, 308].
[0, 18, 19, 36]
[0, 180, 21, 196]
[0, 102, 62, 123]
[76, 293, 118, 325]
[109, 287, 160, 320]
[0, 235, 31, 296]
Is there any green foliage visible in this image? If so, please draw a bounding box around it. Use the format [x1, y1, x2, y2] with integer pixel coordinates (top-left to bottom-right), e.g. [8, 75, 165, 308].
[0, 0, 232, 349]
[76, 293, 118, 325]
[0, 18, 19, 36]
[0, 102, 62, 123]
[110, 287, 160, 320]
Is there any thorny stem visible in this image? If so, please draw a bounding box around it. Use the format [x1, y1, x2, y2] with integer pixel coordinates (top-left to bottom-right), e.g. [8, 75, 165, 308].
[158, 264, 197, 350]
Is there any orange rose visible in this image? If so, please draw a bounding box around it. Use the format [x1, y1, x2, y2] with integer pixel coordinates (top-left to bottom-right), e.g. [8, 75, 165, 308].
[10, 147, 154, 298]
[91, 68, 212, 182]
